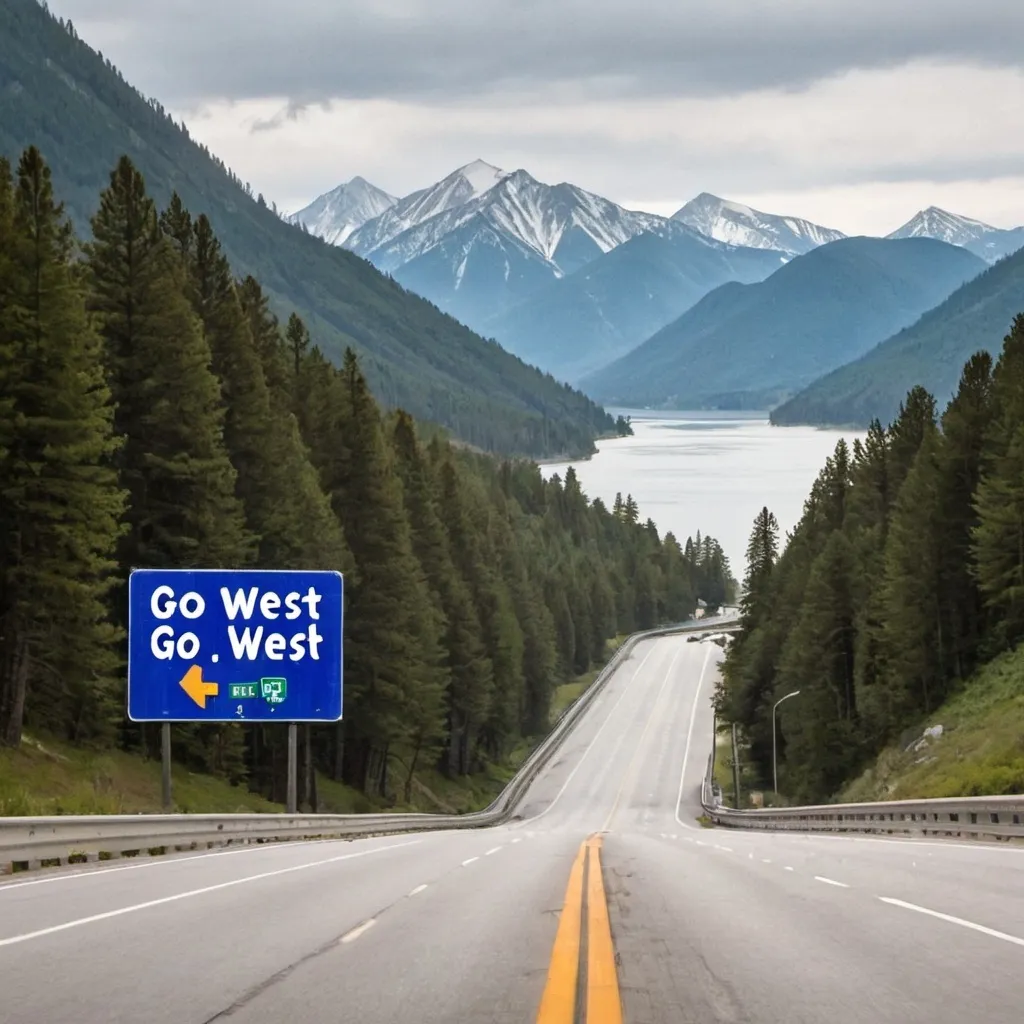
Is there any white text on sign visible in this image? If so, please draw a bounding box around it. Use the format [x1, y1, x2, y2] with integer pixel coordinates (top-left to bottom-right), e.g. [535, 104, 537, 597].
[148, 585, 325, 663]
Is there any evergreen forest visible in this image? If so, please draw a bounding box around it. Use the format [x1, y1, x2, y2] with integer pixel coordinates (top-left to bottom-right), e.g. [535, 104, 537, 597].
[720, 315, 1024, 802]
[0, 147, 735, 809]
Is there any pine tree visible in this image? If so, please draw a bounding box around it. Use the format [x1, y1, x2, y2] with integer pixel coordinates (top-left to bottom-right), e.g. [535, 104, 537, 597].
[973, 318, 1024, 649]
[877, 425, 944, 730]
[0, 148, 125, 747]
[936, 352, 993, 677]
[86, 156, 250, 575]
[312, 351, 444, 791]
[389, 411, 456, 792]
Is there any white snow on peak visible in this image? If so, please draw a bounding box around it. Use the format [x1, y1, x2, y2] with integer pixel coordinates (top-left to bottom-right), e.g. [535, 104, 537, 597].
[887, 206, 994, 246]
[345, 160, 512, 256]
[287, 176, 397, 247]
[357, 167, 686, 275]
[458, 159, 507, 197]
[672, 192, 845, 256]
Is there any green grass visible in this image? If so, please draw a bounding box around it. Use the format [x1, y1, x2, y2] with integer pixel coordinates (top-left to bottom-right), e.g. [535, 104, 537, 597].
[0, 636, 634, 818]
[0, 734, 285, 815]
[548, 635, 629, 727]
[841, 642, 1024, 802]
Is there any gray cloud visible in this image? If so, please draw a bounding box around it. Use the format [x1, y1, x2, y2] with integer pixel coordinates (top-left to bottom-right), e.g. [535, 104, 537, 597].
[49, 0, 1024, 107]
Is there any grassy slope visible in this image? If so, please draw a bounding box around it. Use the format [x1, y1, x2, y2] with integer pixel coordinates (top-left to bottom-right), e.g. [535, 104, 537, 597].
[841, 642, 1024, 802]
[0, 639, 629, 817]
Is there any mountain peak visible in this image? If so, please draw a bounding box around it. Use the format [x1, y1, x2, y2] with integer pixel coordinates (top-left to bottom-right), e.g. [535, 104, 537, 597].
[452, 159, 507, 196]
[287, 176, 398, 246]
[672, 193, 844, 256]
[888, 206, 994, 242]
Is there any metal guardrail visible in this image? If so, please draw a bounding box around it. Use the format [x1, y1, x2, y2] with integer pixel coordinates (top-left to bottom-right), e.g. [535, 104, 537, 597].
[1, 618, 735, 873]
[700, 753, 1024, 843]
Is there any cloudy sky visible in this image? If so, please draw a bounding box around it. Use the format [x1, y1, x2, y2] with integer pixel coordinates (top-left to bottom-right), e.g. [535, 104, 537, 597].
[49, 0, 1024, 234]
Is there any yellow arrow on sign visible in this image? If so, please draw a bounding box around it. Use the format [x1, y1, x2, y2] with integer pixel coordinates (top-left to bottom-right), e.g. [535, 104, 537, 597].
[179, 665, 219, 709]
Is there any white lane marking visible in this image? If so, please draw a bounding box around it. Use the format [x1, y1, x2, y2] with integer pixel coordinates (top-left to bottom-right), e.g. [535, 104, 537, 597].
[674, 645, 714, 829]
[748, 852, 754, 859]
[511, 838, 522, 844]
[408, 884, 428, 896]
[0, 840, 419, 948]
[461, 857, 479, 867]
[485, 847, 501, 856]
[671, 834, 677, 840]
[602, 646, 684, 832]
[773, 832, 1024, 855]
[695, 841, 708, 847]
[879, 897, 1024, 948]
[525, 643, 661, 823]
[340, 918, 376, 944]
[0, 839, 329, 893]
[762, 859, 772, 864]
[814, 876, 850, 888]
[784, 866, 794, 872]
[716, 846, 733, 853]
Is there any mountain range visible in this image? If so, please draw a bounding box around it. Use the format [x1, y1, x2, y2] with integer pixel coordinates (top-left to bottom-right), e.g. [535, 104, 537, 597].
[671, 193, 846, 255]
[886, 206, 1024, 265]
[771, 244, 1024, 427]
[481, 223, 783, 382]
[0, 0, 617, 459]
[580, 237, 986, 410]
[293, 169, 1024, 394]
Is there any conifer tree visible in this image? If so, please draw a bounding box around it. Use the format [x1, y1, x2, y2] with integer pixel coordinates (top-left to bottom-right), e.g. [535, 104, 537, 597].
[973, 317, 1024, 648]
[86, 156, 249, 575]
[0, 148, 125, 746]
[313, 351, 444, 790]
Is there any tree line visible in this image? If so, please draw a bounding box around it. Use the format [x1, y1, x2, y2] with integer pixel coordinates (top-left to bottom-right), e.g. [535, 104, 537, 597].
[719, 314, 1024, 803]
[0, 147, 734, 807]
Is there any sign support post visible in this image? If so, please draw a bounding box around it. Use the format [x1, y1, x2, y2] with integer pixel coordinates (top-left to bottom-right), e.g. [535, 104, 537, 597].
[161, 722, 172, 809]
[127, 569, 343, 809]
[287, 722, 298, 813]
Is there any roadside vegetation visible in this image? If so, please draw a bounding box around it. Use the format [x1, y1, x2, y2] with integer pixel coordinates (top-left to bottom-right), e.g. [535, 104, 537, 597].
[0, 146, 735, 813]
[0, 638, 632, 817]
[842, 642, 1024, 801]
[719, 313, 1024, 804]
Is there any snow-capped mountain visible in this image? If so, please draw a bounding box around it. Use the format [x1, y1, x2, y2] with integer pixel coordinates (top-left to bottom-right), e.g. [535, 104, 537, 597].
[288, 176, 397, 246]
[345, 159, 509, 258]
[887, 206, 1024, 264]
[359, 167, 701, 331]
[673, 193, 845, 256]
[361, 168, 677, 276]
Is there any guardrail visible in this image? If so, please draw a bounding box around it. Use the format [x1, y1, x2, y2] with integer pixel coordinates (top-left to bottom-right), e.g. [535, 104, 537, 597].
[700, 753, 1024, 843]
[1, 617, 735, 874]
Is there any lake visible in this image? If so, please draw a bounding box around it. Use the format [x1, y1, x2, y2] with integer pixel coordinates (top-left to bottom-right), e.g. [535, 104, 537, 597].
[541, 411, 865, 577]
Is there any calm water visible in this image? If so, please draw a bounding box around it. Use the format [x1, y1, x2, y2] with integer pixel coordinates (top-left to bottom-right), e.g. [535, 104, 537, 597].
[542, 411, 864, 576]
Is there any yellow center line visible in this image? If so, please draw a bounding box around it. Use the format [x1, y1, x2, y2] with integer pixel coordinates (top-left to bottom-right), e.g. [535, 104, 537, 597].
[535, 836, 623, 1024]
[586, 836, 623, 1024]
[535, 840, 587, 1023]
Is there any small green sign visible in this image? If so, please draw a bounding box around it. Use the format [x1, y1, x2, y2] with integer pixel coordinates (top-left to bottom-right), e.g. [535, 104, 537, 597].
[230, 683, 259, 699]
[260, 677, 287, 704]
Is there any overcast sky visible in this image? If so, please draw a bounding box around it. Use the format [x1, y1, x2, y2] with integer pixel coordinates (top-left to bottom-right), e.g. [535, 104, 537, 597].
[49, 0, 1024, 234]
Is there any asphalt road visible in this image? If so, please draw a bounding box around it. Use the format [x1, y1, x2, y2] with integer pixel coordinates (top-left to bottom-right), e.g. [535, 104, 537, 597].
[3, 632, 1024, 1022]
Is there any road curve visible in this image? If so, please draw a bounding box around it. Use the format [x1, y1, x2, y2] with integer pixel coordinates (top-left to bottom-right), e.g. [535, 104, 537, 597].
[3, 634, 1024, 1022]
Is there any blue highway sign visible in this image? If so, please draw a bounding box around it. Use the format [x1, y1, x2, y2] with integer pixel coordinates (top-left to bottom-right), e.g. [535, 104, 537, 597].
[128, 569, 343, 722]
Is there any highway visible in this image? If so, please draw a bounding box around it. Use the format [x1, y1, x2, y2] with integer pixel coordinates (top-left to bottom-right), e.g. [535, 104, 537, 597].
[2, 632, 1024, 1022]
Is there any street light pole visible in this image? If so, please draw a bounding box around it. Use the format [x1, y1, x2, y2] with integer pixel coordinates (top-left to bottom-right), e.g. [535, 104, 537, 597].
[772, 690, 801, 795]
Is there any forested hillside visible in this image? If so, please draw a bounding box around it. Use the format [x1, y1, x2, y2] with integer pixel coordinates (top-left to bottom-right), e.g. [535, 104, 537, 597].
[582, 237, 982, 410]
[771, 245, 1024, 428]
[718, 312, 1024, 803]
[0, 147, 733, 808]
[0, 0, 621, 459]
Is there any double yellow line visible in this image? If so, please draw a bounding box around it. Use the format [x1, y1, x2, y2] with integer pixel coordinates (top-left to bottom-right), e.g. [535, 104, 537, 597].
[536, 835, 621, 1024]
